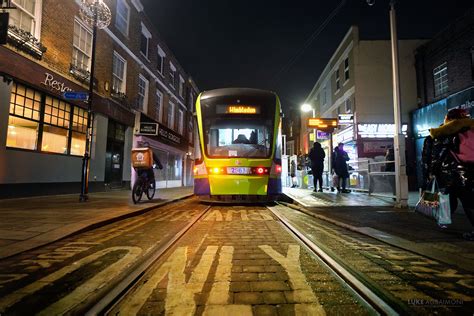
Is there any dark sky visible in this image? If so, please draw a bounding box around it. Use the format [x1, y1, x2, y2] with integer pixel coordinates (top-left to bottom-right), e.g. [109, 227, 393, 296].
[142, 0, 473, 110]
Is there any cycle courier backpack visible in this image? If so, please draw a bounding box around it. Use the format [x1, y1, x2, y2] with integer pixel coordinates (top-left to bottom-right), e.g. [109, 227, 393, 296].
[132, 148, 153, 168]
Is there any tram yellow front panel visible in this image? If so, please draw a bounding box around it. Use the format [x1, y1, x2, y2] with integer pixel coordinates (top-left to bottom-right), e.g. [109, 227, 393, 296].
[209, 175, 268, 195]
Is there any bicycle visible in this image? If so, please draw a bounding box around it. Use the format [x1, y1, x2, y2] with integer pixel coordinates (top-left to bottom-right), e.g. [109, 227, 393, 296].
[132, 168, 156, 204]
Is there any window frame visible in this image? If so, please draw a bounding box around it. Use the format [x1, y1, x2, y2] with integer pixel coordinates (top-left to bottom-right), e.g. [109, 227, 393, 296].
[156, 89, 163, 122]
[344, 57, 350, 81]
[433, 62, 448, 98]
[140, 22, 151, 59]
[157, 45, 166, 75]
[6, 82, 87, 156]
[138, 74, 149, 113]
[178, 108, 184, 134]
[168, 101, 175, 130]
[169, 62, 176, 88]
[72, 17, 93, 72]
[335, 69, 340, 91]
[115, 0, 130, 37]
[179, 75, 185, 98]
[112, 51, 127, 94]
[10, 0, 43, 39]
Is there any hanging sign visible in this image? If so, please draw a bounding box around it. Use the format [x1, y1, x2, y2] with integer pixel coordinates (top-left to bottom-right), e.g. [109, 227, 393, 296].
[316, 131, 330, 140]
[338, 114, 353, 125]
[139, 122, 158, 136]
[307, 118, 338, 132]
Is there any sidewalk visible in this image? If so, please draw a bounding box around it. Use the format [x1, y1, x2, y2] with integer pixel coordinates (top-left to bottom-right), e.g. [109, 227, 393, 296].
[0, 187, 193, 259]
[283, 187, 474, 272]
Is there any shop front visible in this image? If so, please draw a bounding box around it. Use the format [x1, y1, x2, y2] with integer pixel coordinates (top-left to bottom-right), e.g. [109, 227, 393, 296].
[0, 47, 134, 197]
[134, 113, 190, 189]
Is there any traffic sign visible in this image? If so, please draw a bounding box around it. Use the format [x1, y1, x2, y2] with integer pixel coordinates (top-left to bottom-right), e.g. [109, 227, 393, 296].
[63, 91, 89, 101]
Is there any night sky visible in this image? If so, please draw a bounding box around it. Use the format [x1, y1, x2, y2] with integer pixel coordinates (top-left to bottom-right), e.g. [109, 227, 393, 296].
[143, 0, 473, 110]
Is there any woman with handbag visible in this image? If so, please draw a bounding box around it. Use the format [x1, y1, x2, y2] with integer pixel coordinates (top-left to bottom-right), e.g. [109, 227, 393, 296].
[422, 108, 474, 240]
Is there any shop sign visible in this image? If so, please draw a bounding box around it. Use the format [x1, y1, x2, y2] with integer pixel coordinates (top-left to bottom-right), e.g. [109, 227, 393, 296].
[335, 126, 354, 144]
[357, 124, 407, 138]
[139, 122, 158, 136]
[316, 131, 330, 140]
[338, 114, 353, 125]
[41, 72, 73, 94]
[158, 125, 182, 147]
[447, 87, 474, 116]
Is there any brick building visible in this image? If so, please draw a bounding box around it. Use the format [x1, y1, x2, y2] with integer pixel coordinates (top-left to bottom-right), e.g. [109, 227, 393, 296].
[0, 0, 199, 198]
[412, 5, 474, 186]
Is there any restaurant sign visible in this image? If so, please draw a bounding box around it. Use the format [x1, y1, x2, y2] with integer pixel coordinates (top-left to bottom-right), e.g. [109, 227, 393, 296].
[139, 122, 158, 136]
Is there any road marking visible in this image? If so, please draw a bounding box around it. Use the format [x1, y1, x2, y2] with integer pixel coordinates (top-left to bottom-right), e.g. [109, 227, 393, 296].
[259, 245, 326, 316]
[203, 246, 252, 315]
[119, 246, 217, 315]
[225, 210, 249, 221]
[204, 209, 224, 221]
[0, 274, 28, 287]
[0, 247, 142, 313]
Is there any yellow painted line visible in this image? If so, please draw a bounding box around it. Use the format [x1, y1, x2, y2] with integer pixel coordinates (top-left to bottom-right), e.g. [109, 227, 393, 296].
[260, 245, 326, 316]
[0, 247, 142, 313]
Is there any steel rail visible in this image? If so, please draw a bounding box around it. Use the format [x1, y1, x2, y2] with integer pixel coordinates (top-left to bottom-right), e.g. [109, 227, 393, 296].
[85, 204, 213, 316]
[267, 205, 399, 316]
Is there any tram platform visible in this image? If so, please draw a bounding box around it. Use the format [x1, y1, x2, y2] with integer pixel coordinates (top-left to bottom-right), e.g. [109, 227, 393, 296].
[0, 187, 193, 259]
[283, 187, 474, 272]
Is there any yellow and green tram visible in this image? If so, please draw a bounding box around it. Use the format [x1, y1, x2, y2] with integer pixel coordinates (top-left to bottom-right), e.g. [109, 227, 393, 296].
[193, 88, 283, 202]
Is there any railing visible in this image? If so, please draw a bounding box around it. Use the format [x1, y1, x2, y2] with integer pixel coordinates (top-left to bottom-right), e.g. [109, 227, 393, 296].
[288, 159, 396, 199]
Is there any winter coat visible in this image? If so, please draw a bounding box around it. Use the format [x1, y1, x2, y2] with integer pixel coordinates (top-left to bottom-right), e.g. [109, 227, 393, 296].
[422, 118, 474, 190]
[385, 149, 395, 172]
[309, 145, 325, 172]
[332, 148, 350, 178]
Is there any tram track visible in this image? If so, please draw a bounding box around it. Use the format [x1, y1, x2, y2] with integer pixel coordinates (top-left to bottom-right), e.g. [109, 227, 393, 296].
[84, 204, 213, 316]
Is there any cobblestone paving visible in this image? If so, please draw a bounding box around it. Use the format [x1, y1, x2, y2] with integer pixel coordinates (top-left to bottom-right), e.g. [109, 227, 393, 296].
[0, 199, 207, 315]
[272, 205, 474, 315]
[111, 206, 369, 316]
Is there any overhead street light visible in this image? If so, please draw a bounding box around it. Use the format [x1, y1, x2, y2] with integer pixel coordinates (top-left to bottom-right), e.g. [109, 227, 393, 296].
[78, 0, 111, 202]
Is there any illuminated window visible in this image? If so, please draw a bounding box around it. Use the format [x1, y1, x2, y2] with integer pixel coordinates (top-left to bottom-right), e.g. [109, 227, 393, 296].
[115, 0, 130, 36]
[6, 83, 87, 156]
[10, 0, 41, 37]
[112, 51, 126, 93]
[433, 62, 448, 97]
[72, 18, 92, 72]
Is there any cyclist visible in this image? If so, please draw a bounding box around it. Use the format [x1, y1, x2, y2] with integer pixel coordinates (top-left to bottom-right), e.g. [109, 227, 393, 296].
[136, 142, 163, 185]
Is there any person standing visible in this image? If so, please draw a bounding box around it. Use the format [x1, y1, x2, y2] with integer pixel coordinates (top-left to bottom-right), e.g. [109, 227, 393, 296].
[422, 108, 474, 240]
[309, 142, 325, 192]
[332, 143, 350, 193]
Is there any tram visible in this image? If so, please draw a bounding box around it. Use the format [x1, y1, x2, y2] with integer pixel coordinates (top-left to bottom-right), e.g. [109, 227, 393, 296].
[193, 88, 282, 202]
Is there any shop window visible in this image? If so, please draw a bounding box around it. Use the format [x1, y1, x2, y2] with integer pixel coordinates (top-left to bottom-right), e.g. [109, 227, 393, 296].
[344, 57, 350, 81]
[115, 0, 130, 36]
[433, 62, 448, 97]
[112, 51, 126, 94]
[156, 90, 163, 122]
[138, 75, 149, 113]
[335, 69, 340, 91]
[72, 18, 92, 73]
[6, 83, 87, 156]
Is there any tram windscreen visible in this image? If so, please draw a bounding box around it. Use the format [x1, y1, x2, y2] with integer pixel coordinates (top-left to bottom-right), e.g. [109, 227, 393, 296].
[203, 117, 274, 158]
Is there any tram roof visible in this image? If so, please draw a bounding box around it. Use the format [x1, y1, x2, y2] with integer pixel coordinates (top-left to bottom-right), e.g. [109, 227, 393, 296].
[200, 88, 276, 101]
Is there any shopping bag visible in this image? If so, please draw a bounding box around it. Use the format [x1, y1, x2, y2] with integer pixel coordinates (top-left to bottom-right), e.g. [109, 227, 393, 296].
[332, 174, 339, 188]
[415, 179, 451, 225]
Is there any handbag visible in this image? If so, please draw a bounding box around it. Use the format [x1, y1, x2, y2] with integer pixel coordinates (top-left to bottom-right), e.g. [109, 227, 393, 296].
[415, 178, 452, 226]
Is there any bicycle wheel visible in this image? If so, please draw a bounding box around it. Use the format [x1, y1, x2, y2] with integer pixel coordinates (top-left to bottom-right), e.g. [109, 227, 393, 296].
[146, 179, 156, 200]
[132, 180, 143, 204]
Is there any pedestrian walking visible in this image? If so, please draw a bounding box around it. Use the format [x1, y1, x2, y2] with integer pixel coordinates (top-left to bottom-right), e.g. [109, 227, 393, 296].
[309, 142, 325, 192]
[290, 160, 298, 188]
[332, 143, 351, 193]
[422, 108, 474, 240]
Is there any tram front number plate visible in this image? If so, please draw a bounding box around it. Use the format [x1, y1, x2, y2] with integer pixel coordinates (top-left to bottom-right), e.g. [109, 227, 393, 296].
[227, 167, 251, 174]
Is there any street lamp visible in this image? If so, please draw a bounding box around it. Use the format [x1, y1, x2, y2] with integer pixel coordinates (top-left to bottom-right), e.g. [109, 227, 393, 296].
[301, 103, 316, 147]
[78, 0, 111, 202]
[366, 0, 408, 207]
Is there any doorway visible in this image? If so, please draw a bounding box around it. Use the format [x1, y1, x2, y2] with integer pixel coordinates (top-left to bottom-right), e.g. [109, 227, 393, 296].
[105, 120, 125, 188]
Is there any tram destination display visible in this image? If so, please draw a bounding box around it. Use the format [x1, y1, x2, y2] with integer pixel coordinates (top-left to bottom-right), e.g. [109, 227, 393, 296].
[216, 105, 261, 114]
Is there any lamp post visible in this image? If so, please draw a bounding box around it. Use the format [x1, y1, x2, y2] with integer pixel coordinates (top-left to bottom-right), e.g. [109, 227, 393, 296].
[366, 0, 408, 207]
[78, 0, 111, 202]
[301, 103, 316, 148]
